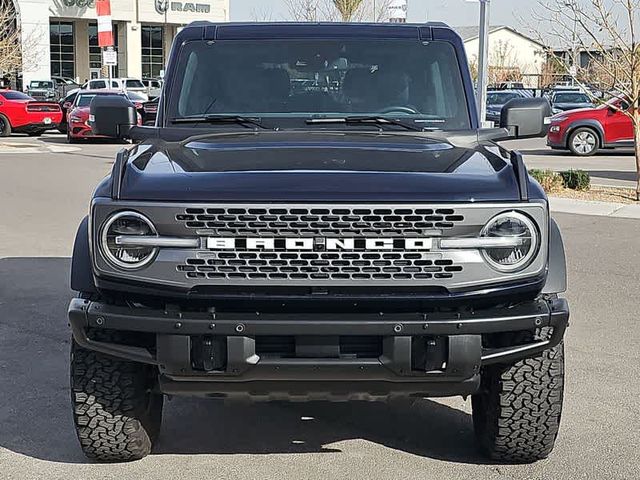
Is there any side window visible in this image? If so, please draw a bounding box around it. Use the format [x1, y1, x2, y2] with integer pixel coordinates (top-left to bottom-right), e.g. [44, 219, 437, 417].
[91, 80, 106, 89]
[112, 81, 119, 88]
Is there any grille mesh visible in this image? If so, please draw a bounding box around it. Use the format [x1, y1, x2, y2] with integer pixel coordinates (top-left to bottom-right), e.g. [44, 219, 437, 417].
[177, 252, 463, 281]
[176, 207, 464, 236]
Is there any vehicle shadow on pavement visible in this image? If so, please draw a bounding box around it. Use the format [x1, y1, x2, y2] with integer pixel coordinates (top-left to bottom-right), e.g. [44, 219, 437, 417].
[156, 397, 487, 463]
[0, 257, 488, 465]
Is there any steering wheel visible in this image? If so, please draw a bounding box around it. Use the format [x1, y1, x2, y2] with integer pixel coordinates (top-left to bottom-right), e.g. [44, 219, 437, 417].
[377, 105, 419, 115]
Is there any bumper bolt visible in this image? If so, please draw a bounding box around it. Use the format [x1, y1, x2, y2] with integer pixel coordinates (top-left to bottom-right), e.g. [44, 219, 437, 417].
[534, 317, 542, 326]
[96, 317, 105, 326]
[236, 324, 245, 333]
[393, 324, 403, 333]
[209, 323, 216, 330]
[174, 322, 182, 329]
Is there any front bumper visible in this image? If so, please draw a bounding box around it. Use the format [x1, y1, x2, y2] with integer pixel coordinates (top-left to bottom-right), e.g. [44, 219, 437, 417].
[68, 296, 569, 400]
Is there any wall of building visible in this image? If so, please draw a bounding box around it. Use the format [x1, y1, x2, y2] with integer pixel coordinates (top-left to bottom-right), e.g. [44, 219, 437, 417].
[464, 28, 545, 87]
[17, 0, 229, 85]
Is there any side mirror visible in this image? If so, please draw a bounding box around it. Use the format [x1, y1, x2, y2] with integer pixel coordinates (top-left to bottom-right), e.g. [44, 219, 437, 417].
[500, 97, 552, 139]
[89, 95, 137, 138]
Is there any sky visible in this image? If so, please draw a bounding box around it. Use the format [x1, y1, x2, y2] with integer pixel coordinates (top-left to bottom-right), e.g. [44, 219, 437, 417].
[231, 0, 537, 30]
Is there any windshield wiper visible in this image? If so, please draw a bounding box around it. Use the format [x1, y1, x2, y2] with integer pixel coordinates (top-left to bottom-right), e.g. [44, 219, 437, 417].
[171, 114, 271, 130]
[305, 116, 424, 132]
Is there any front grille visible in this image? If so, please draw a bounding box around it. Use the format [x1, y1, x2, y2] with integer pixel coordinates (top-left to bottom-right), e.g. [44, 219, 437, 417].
[176, 206, 464, 236]
[178, 252, 463, 281]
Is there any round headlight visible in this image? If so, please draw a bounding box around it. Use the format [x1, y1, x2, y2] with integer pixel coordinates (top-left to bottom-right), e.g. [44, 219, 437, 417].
[480, 212, 539, 273]
[100, 211, 157, 269]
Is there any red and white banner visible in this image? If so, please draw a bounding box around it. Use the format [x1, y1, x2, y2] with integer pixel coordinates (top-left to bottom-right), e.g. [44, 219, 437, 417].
[96, 0, 114, 47]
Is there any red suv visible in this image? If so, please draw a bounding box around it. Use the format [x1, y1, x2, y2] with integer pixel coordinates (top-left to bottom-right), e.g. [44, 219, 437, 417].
[547, 97, 634, 156]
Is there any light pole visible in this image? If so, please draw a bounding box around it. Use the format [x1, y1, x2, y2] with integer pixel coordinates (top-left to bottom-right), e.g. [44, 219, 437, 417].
[476, 0, 491, 126]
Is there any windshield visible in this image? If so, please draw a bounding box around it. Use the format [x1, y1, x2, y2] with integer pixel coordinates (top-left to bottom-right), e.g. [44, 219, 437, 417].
[553, 92, 590, 103]
[169, 39, 470, 130]
[486, 92, 522, 105]
[29, 81, 54, 89]
[76, 93, 123, 107]
[127, 91, 147, 102]
[126, 80, 145, 88]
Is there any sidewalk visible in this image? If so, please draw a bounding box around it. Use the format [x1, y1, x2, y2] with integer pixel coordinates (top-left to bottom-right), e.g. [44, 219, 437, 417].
[549, 196, 640, 219]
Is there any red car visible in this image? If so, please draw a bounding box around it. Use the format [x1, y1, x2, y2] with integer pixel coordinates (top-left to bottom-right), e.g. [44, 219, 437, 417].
[547, 97, 634, 156]
[0, 89, 62, 137]
[67, 90, 143, 143]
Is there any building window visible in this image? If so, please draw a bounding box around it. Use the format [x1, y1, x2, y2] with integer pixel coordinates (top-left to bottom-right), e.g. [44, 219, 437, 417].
[141, 25, 164, 78]
[88, 22, 119, 78]
[50, 21, 75, 79]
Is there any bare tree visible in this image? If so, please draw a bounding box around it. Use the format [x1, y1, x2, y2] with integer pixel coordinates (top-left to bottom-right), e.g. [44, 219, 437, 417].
[285, 0, 324, 21]
[250, 5, 276, 21]
[534, 0, 640, 200]
[332, 0, 365, 21]
[0, 0, 41, 84]
[285, 0, 392, 22]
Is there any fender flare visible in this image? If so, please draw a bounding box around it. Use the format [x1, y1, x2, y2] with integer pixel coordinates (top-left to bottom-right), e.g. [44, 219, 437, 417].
[542, 217, 567, 294]
[563, 119, 605, 147]
[70, 216, 97, 294]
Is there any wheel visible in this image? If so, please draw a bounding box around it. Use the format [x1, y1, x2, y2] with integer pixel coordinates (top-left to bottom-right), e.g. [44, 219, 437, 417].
[568, 127, 599, 156]
[67, 131, 78, 144]
[0, 114, 11, 137]
[472, 328, 564, 463]
[70, 333, 163, 462]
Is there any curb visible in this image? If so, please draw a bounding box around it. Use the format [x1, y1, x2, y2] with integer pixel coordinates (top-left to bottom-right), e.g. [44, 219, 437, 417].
[549, 196, 640, 220]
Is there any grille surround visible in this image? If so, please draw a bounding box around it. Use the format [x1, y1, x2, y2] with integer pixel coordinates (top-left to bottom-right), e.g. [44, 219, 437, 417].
[91, 200, 549, 290]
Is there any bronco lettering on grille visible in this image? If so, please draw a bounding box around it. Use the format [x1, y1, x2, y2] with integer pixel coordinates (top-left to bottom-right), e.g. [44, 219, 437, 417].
[205, 237, 433, 251]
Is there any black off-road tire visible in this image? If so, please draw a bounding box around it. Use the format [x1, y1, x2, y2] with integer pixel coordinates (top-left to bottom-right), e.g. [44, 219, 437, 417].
[472, 328, 565, 463]
[70, 337, 163, 462]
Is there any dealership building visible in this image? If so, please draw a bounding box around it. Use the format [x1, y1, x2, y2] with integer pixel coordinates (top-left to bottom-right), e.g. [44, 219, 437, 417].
[13, 0, 229, 86]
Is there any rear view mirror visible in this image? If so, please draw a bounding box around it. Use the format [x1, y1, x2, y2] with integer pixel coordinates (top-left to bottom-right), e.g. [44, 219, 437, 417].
[89, 95, 137, 138]
[500, 98, 552, 139]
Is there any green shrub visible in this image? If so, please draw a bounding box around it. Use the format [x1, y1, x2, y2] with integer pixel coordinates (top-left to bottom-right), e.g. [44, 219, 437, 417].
[529, 169, 564, 193]
[560, 169, 590, 191]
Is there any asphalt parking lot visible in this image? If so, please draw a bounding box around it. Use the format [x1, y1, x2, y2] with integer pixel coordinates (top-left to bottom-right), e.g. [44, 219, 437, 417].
[1, 134, 639, 480]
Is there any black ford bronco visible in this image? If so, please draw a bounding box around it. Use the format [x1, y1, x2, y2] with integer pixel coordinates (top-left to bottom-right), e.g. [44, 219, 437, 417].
[69, 22, 569, 463]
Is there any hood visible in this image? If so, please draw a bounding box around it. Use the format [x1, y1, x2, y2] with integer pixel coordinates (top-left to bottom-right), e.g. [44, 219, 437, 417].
[552, 105, 604, 120]
[553, 102, 594, 111]
[106, 131, 525, 203]
[71, 106, 90, 116]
